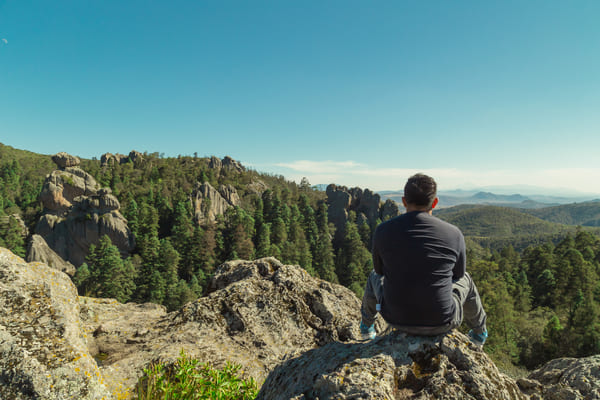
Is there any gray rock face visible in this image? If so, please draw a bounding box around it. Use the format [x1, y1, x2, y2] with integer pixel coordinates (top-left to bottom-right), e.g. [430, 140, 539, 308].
[39, 167, 98, 212]
[258, 330, 528, 400]
[0, 248, 112, 400]
[51, 152, 80, 168]
[78, 257, 364, 396]
[208, 155, 245, 175]
[26, 234, 76, 276]
[222, 155, 245, 172]
[128, 150, 143, 163]
[100, 150, 143, 166]
[36, 155, 134, 266]
[326, 184, 401, 246]
[381, 198, 400, 221]
[247, 179, 269, 195]
[525, 356, 600, 399]
[191, 182, 240, 223]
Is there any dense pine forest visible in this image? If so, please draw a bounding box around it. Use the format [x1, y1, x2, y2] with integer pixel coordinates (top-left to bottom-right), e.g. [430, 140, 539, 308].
[0, 143, 599, 373]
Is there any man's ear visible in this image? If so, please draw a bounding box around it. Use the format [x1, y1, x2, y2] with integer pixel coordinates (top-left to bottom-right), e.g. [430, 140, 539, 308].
[402, 197, 408, 208]
[431, 197, 439, 209]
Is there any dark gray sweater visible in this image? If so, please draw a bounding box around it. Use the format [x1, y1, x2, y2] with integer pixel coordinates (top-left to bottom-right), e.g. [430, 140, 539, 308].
[372, 211, 466, 327]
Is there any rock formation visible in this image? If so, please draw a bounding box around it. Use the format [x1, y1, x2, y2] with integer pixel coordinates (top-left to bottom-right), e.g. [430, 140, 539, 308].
[258, 330, 528, 400]
[100, 150, 144, 166]
[0, 247, 112, 400]
[35, 153, 135, 267]
[190, 182, 240, 223]
[208, 155, 245, 175]
[247, 179, 269, 195]
[26, 234, 76, 276]
[51, 151, 81, 168]
[3, 245, 600, 399]
[0, 249, 364, 398]
[522, 356, 600, 399]
[326, 184, 400, 246]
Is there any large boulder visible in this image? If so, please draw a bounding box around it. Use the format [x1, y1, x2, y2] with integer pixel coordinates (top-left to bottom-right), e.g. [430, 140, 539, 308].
[51, 152, 80, 168]
[190, 182, 240, 223]
[26, 234, 76, 276]
[100, 151, 143, 166]
[208, 155, 245, 175]
[39, 167, 98, 212]
[36, 154, 135, 267]
[523, 356, 600, 399]
[258, 330, 528, 400]
[81, 257, 365, 395]
[0, 248, 111, 400]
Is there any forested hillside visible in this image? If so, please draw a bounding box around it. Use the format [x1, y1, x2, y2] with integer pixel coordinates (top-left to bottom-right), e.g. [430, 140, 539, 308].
[523, 201, 600, 227]
[435, 204, 592, 251]
[1, 143, 599, 372]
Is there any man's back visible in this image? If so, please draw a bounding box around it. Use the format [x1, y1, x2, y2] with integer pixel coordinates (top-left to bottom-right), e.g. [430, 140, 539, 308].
[372, 210, 466, 327]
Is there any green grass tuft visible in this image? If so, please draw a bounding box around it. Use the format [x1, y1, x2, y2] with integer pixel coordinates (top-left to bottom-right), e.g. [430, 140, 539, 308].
[135, 350, 259, 400]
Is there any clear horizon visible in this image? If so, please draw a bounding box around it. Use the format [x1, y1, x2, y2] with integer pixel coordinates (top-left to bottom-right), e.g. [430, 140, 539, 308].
[2, 1, 599, 195]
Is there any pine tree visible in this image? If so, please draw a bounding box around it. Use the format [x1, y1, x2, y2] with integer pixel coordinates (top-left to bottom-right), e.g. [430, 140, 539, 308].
[83, 235, 136, 303]
[1, 216, 26, 257]
[123, 196, 140, 238]
[336, 221, 371, 288]
[271, 217, 287, 247]
[223, 207, 255, 260]
[171, 201, 194, 258]
[73, 263, 92, 296]
[157, 238, 182, 310]
[314, 202, 337, 282]
[255, 223, 272, 259]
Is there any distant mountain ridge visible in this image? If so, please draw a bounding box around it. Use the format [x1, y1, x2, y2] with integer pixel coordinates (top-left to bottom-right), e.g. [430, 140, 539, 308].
[379, 189, 600, 209]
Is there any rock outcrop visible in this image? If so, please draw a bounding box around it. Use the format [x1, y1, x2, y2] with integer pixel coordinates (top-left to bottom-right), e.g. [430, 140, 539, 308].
[326, 184, 400, 246]
[208, 155, 245, 175]
[190, 182, 240, 223]
[523, 356, 600, 399]
[3, 245, 600, 400]
[247, 179, 269, 195]
[258, 330, 528, 400]
[51, 151, 81, 168]
[0, 249, 364, 398]
[0, 248, 111, 400]
[26, 234, 76, 276]
[35, 153, 135, 267]
[100, 150, 144, 166]
[84, 257, 364, 394]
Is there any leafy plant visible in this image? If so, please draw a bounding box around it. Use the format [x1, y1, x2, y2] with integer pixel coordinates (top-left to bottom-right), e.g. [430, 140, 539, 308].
[136, 350, 258, 400]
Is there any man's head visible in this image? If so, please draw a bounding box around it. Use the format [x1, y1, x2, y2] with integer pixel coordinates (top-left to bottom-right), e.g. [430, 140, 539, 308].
[403, 173, 438, 211]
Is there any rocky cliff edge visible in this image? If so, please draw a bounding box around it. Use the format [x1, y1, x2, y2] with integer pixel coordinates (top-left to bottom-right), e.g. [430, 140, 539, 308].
[1, 246, 600, 400]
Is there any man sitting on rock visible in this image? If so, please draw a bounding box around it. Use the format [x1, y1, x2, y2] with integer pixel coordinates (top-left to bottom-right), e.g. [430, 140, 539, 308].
[360, 173, 488, 345]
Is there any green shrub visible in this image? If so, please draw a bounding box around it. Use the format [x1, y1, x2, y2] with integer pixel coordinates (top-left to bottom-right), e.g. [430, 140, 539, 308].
[136, 350, 258, 400]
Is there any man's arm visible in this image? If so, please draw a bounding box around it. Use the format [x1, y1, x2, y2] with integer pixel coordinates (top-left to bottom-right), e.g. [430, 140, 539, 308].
[453, 234, 466, 280]
[372, 228, 384, 275]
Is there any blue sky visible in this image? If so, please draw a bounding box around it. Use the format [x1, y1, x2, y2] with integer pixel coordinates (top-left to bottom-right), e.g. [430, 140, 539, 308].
[1, 1, 599, 195]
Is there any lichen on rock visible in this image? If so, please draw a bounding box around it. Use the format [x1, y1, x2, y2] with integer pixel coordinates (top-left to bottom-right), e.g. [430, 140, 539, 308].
[0, 248, 111, 400]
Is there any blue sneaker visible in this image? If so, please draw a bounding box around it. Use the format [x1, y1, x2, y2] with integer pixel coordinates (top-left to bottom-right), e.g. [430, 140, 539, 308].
[360, 321, 376, 340]
[468, 329, 488, 346]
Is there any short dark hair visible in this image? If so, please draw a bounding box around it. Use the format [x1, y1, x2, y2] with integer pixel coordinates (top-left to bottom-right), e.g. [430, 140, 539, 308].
[404, 173, 437, 208]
